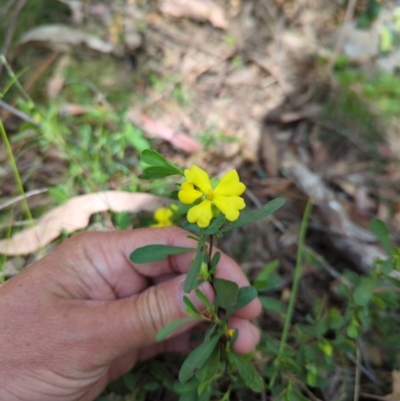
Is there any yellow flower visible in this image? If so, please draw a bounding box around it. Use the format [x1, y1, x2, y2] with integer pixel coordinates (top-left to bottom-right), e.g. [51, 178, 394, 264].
[178, 165, 246, 228]
[227, 328, 235, 339]
[152, 205, 177, 227]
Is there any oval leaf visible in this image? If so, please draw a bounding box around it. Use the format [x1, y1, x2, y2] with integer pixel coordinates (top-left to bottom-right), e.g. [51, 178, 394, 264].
[214, 278, 239, 309]
[141, 149, 170, 166]
[195, 343, 220, 382]
[130, 245, 196, 264]
[353, 277, 376, 306]
[370, 217, 392, 255]
[230, 353, 264, 392]
[141, 149, 183, 175]
[140, 166, 182, 180]
[226, 286, 258, 318]
[179, 333, 221, 383]
[259, 296, 286, 314]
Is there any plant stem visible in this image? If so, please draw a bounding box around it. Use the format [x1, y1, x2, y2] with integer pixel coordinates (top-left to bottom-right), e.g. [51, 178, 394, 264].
[0, 119, 34, 225]
[271, 199, 313, 387]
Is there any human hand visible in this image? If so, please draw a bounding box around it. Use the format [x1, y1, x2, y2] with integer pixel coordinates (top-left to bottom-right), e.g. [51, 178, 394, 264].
[0, 227, 261, 401]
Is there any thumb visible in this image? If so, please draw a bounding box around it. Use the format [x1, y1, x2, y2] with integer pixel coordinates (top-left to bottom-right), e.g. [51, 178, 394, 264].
[93, 275, 214, 361]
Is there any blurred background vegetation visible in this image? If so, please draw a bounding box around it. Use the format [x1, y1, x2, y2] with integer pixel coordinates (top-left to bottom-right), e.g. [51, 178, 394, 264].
[3, 0, 400, 400]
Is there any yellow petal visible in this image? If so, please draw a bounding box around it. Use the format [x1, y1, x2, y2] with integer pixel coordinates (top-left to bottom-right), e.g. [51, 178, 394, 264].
[184, 165, 212, 194]
[178, 182, 203, 204]
[213, 170, 246, 197]
[154, 208, 173, 222]
[213, 195, 245, 221]
[187, 200, 213, 228]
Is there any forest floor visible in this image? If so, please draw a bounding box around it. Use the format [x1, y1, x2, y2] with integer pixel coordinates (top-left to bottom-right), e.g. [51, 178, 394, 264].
[2, 1, 400, 400]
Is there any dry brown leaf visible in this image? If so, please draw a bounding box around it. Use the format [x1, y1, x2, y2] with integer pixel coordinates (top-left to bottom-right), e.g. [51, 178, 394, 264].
[15, 24, 116, 54]
[160, 0, 228, 30]
[0, 192, 169, 256]
[141, 116, 202, 153]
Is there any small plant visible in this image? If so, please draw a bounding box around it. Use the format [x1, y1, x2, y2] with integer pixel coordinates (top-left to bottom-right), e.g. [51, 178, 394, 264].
[129, 150, 285, 399]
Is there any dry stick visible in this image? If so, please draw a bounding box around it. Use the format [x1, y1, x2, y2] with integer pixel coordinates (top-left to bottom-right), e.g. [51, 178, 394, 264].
[0, 100, 38, 125]
[0, 0, 28, 78]
[325, 0, 358, 78]
[0, 188, 48, 210]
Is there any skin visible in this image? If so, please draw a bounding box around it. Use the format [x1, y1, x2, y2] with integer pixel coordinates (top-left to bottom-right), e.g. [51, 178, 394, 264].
[0, 227, 261, 401]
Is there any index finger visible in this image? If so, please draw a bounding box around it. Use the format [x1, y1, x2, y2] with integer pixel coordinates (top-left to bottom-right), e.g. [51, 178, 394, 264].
[68, 227, 261, 318]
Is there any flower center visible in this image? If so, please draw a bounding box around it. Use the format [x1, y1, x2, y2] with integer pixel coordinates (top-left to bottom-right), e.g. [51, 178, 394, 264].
[206, 189, 214, 201]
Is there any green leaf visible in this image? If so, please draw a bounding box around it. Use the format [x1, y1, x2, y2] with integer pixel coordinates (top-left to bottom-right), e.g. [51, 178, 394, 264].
[221, 198, 285, 233]
[230, 353, 264, 392]
[226, 286, 258, 318]
[214, 278, 239, 309]
[196, 343, 220, 382]
[184, 236, 206, 293]
[204, 323, 217, 343]
[183, 295, 200, 316]
[123, 371, 137, 392]
[204, 214, 226, 235]
[253, 260, 280, 291]
[179, 333, 221, 383]
[371, 217, 392, 255]
[124, 125, 150, 153]
[130, 245, 196, 264]
[156, 317, 195, 341]
[253, 260, 279, 285]
[141, 149, 172, 167]
[141, 149, 184, 175]
[353, 277, 376, 306]
[183, 221, 203, 235]
[259, 296, 286, 314]
[173, 380, 199, 395]
[143, 382, 159, 391]
[139, 166, 182, 179]
[380, 27, 393, 53]
[148, 360, 173, 389]
[381, 258, 393, 275]
[209, 252, 221, 275]
[195, 289, 213, 310]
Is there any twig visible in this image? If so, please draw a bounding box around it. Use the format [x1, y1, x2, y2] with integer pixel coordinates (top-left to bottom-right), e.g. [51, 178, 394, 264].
[353, 342, 361, 401]
[0, 188, 48, 210]
[0, 219, 37, 230]
[0, 100, 38, 125]
[0, 0, 28, 78]
[346, 352, 379, 384]
[325, 0, 358, 77]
